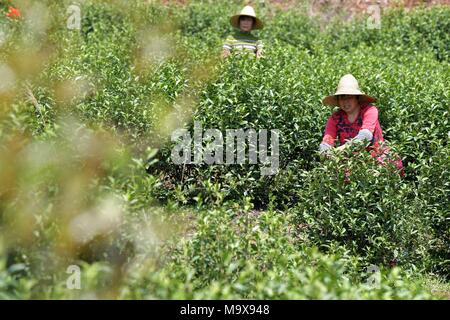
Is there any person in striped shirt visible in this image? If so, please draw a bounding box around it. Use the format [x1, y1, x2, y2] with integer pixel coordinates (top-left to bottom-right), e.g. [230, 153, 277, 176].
[222, 5, 264, 59]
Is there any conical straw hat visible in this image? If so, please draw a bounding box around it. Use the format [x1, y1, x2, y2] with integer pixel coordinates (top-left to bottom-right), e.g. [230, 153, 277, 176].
[230, 5, 264, 30]
[322, 74, 376, 106]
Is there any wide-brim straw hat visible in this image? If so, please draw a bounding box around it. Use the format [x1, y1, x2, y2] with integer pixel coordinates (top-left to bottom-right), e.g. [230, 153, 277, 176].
[322, 74, 376, 106]
[230, 5, 264, 30]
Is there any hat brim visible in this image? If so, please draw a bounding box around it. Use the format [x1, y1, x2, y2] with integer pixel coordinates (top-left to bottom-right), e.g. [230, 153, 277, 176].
[230, 15, 264, 30]
[322, 94, 376, 106]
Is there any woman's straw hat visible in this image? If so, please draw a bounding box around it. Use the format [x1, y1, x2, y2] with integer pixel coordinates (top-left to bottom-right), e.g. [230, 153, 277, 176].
[230, 5, 264, 30]
[322, 74, 376, 106]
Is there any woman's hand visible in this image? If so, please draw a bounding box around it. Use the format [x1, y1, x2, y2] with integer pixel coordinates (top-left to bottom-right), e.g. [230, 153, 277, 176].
[319, 151, 331, 161]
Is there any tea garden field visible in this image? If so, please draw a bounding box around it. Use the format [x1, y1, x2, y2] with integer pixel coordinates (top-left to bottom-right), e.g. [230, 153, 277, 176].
[0, 0, 449, 299]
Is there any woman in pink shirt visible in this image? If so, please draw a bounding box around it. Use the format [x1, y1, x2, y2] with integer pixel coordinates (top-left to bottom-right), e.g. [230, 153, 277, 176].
[319, 74, 404, 176]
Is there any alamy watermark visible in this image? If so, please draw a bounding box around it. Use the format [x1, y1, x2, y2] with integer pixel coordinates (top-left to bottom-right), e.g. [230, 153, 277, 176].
[365, 264, 381, 289]
[66, 264, 81, 290]
[67, 4, 81, 30]
[171, 121, 280, 176]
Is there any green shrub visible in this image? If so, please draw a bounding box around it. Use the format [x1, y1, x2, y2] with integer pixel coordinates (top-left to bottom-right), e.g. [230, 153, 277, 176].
[121, 206, 434, 299]
[318, 6, 450, 62]
[291, 147, 431, 269]
[417, 143, 450, 278]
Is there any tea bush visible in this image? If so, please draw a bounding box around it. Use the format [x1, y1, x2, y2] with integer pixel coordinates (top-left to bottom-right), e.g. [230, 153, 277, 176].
[416, 143, 449, 277]
[321, 6, 450, 62]
[120, 207, 433, 300]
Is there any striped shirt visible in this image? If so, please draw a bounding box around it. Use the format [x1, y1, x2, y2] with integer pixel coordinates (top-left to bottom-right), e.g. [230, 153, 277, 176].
[223, 30, 263, 55]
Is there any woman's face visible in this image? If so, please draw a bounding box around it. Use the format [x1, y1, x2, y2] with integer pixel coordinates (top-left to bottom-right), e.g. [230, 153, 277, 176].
[338, 95, 360, 114]
[239, 16, 254, 32]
